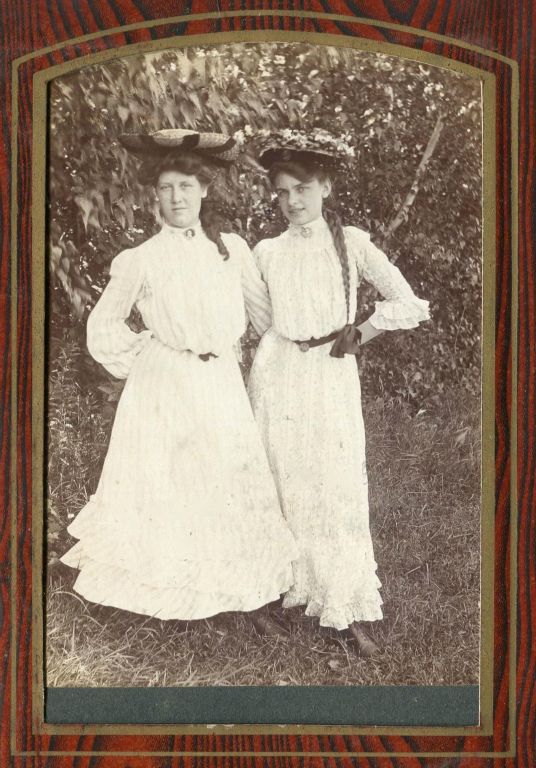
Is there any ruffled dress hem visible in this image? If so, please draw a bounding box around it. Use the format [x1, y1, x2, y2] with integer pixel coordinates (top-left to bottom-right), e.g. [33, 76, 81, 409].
[60, 550, 295, 621]
[282, 592, 384, 630]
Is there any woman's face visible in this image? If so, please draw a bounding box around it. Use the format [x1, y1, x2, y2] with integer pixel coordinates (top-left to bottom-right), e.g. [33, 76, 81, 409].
[273, 171, 331, 226]
[155, 170, 207, 228]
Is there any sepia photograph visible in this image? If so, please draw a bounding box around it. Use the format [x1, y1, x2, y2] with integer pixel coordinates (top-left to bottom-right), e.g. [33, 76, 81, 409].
[45, 41, 483, 694]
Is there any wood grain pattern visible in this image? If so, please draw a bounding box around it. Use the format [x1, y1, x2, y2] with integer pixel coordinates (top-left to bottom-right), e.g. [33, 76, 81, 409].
[1, 1, 533, 765]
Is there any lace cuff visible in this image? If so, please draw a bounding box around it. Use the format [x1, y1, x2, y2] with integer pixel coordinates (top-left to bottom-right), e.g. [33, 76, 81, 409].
[368, 297, 430, 331]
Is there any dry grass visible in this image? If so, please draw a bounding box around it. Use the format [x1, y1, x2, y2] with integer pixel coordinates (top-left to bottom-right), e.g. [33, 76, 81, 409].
[46, 378, 481, 688]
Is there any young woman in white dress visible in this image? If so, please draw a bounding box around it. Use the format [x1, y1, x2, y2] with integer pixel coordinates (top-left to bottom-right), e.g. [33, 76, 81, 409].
[247, 132, 430, 655]
[61, 129, 297, 628]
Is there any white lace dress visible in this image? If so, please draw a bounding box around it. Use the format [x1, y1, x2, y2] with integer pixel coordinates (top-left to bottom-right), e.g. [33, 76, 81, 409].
[61, 222, 298, 620]
[248, 217, 430, 630]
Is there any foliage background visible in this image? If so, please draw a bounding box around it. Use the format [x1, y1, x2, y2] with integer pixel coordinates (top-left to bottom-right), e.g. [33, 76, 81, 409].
[46, 43, 482, 684]
[48, 42, 482, 407]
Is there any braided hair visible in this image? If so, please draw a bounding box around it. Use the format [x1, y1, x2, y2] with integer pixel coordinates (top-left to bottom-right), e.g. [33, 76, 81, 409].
[323, 207, 351, 324]
[139, 152, 230, 260]
[268, 160, 351, 323]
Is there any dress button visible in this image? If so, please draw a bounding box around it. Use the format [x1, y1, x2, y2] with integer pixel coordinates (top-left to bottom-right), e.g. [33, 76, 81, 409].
[299, 342, 310, 352]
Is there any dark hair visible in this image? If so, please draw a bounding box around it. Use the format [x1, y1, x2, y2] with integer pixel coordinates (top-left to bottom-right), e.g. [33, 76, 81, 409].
[268, 159, 350, 323]
[139, 151, 230, 260]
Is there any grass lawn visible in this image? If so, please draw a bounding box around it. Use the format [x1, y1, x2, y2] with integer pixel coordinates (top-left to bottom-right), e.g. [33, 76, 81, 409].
[46, 369, 480, 687]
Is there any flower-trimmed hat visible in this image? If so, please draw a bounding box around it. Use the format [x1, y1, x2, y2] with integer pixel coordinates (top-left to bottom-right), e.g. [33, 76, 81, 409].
[253, 128, 356, 172]
[119, 128, 240, 167]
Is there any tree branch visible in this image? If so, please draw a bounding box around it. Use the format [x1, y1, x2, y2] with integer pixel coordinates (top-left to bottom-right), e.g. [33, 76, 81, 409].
[381, 112, 444, 260]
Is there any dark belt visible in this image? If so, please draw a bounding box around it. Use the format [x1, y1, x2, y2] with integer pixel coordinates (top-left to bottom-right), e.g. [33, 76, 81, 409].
[293, 329, 341, 353]
[187, 350, 218, 361]
[293, 324, 362, 357]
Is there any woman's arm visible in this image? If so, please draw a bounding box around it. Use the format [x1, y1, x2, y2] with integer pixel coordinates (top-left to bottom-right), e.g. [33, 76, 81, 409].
[233, 236, 273, 337]
[356, 318, 384, 345]
[354, 229, 430, 337]
[87, 247, 152, 379]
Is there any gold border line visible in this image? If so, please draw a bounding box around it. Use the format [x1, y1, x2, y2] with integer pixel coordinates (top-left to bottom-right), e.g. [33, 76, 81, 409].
[31, 68, 47, 735]
[9, 55, 19, 762]
[509, 45, 519, 761]
[11, 9, 518, 69]
[21, 28, 508, 753]
[8, 16, 518, 759]
[17, 34, 511, 755]
[31, 32, 495, 741]
[11, 750, 514, 759]
[480, 71, 496, 742]
[34, 31, 495, 736]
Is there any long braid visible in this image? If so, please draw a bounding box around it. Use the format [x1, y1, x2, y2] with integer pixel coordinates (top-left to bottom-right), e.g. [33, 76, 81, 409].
[324, 207, 351, 324]
[200, 200, 230, 261]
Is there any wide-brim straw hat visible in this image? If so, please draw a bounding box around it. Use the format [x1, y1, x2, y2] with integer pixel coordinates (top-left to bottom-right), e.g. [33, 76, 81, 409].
[119, 129, 239, 166]
[255, 129, 356, 173]
[258, 147, 344, 172]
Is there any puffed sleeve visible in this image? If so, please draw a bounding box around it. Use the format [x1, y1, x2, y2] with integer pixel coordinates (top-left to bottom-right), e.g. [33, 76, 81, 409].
[87, 247, 153, 379]
[229, 234, 272, 337]
[349, 227, 430, 330]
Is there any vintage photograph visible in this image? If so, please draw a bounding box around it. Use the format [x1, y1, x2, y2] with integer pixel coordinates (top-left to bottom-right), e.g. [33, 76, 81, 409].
[45, 42, 482, 688]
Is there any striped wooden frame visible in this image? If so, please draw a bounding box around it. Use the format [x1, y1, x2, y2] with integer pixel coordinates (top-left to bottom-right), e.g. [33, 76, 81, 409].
[2, 2, 533, 765]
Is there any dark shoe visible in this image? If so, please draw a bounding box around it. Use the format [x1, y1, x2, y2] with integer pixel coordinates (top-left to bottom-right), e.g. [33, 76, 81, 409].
[251, 610, 288, 638]
[350, 625, 380, 657]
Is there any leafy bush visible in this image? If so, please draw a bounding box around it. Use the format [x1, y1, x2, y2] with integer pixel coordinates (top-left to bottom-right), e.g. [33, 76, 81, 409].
[48, 42, 481, 404]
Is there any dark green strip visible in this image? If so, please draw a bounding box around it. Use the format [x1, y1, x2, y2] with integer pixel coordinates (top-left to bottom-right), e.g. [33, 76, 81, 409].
[46, 685, 479, 725]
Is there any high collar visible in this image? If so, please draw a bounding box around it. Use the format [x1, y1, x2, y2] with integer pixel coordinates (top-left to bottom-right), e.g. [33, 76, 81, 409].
[287, 216, 329, 238]
[161, 220, 204, 239]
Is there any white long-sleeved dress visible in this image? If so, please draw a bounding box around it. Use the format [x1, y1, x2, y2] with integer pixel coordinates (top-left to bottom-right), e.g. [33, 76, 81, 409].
[61, 222, 298, 620]
[248, 217, 430, 630]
